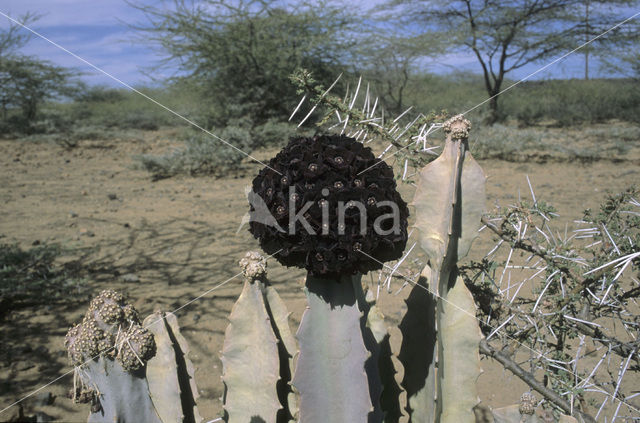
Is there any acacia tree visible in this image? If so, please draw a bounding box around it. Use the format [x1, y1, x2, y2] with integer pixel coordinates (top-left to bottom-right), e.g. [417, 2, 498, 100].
[1, 12, 35, 120]
[0, 12, 40, 57]
[571, 0, 640, 80]
[386, 0, 588, 123]
[357, 33, 442, 114]
[0, 57, 75, 122]
[131, 0, 356, 128]
[0, 13, 77, 131]
[581, 1, 640, 79]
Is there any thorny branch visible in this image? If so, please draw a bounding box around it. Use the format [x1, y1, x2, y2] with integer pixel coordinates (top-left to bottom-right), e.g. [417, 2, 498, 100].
[468, 188, 640, 420]
[290, 72, 640, 421]
[479, 339, 596, 423]
[289, 68, 447, 174]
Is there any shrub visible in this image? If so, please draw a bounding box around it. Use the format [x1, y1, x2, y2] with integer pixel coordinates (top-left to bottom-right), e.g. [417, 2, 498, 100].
[134, 120, 299, 179]
[502, 78, 640, 126]
[0, 243, 87, 319]
[134, 127, 248, 179]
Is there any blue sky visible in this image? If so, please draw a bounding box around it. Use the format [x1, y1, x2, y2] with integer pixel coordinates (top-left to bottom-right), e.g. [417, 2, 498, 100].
[1, 1, 172, 86]
[0, 0, 631, 88]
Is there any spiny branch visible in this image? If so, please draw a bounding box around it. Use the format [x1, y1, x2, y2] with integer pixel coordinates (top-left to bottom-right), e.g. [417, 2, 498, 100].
[479, 339, 596, 423]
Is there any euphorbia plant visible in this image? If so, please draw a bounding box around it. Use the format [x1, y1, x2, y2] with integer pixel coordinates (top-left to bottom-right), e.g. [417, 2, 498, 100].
[247, 134, 409, 422]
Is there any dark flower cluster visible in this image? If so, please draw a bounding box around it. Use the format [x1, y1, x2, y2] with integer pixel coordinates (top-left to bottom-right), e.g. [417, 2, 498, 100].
[249, 134, 409, 276]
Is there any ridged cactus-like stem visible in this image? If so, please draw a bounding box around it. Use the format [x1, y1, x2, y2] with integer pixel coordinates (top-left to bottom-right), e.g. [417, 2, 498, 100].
[398, 265, 437, 422]
[439, 275, 484, 422]
[367, 302, 403, 422]
[221, 252, 296, 423]
[410, 115, 486, 423]
[264, 283, 299, 421]
[66, 290, 201, 423]
[82, 357, 163, 423]
[144, 311, 203, 423]
[292, 274, 380, 423]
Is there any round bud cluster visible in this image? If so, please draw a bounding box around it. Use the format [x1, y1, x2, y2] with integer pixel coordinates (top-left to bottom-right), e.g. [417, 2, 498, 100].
[519, 392, 537, 415]
[116, 325, 156, 372]
[443, 114, 471, 141]
[239, 251, 267, 280]
[65, 290, 155, 372]
[249, 134, 409, 277]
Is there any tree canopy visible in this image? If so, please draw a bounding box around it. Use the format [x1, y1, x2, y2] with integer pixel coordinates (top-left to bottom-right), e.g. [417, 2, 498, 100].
[384, 0, 595, 122]
[0, 13, 77, 132]
[131, 0, 357, 128]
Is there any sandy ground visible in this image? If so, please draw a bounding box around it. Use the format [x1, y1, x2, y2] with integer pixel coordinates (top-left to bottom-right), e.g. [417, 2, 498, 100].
[0, 128, 638, 422]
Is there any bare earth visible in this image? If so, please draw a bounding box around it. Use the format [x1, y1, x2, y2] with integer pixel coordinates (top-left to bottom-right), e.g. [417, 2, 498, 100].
[0, 128, 638, 422]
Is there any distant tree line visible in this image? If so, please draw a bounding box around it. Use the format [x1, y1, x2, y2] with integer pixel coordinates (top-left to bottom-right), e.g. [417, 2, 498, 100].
[0, 0, 638, 134]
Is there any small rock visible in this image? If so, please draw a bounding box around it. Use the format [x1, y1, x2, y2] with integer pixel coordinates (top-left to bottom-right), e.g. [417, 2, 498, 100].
[81, 190, 88, 196]
[35, 391, 55, 406]
[107, 193, 117, 200]
[121, 273, 139, 283]
[123, 223, 130, 228]
[78, 228, 95, 237]
[69, 211, 78, 218]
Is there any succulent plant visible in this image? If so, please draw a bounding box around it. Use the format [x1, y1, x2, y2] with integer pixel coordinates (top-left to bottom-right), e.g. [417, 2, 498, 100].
[64, 121, 490, 423]
[65, 289, 155, 372]
[249, 134, 409, 277]
[221, 252, 297, 423]
[247, 134, 411, 422]
[66, 290, 202, 423]
[407, 115, 486, 423]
